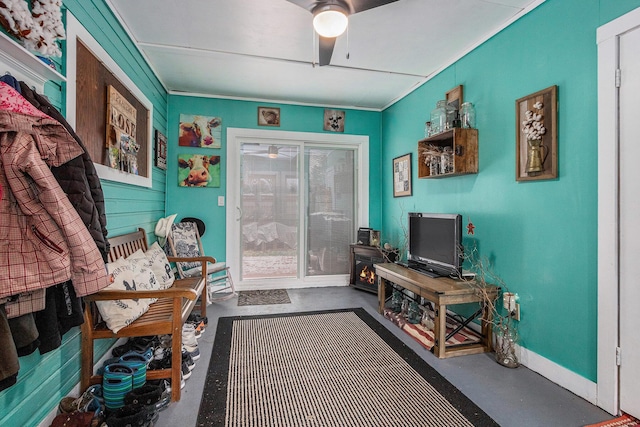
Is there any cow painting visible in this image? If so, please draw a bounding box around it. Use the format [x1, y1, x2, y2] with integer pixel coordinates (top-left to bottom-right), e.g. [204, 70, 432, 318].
[179, 114, 222, 148]
[178, 154, 221, 187]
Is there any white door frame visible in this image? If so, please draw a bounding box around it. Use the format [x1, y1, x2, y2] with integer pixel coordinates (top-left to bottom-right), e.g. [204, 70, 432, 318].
[226, 127, 369, 290]
[596, 6, 640, 415]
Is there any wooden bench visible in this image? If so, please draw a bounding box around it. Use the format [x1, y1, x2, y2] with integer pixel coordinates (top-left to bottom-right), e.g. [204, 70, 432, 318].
[81, 228, 213, 401]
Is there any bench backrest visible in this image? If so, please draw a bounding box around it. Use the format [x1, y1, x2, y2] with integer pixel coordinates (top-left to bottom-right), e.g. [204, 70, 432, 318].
[107, 228, 149, 262]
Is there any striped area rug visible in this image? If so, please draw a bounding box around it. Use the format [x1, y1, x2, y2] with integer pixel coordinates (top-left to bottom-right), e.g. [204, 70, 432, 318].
[197, 308, 498, 427]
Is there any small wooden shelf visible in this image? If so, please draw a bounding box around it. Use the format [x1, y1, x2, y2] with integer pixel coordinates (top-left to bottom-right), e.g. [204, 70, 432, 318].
[418, 128, 478, 178]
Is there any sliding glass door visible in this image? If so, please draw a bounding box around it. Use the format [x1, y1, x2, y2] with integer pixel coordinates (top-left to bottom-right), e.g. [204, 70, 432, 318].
[227, 129, 368, 289]
[239, 143, 300, 279]
[306, 147, 355, 276]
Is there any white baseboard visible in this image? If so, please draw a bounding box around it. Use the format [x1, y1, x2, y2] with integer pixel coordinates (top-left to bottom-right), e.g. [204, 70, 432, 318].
[518, 344, 598, 405]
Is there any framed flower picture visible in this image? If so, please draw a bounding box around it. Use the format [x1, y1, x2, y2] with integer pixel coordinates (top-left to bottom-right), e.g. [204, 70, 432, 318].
[516, 85, 558, 181]
[393, 153, 412, 197]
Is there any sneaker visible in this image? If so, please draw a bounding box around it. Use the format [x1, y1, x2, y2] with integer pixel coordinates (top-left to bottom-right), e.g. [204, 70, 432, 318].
[182, 323, 200, 360]
[187, 313, 208, 326]
[181, 360, 192, 380]
[148, 349, 172, 371]
[111, 336, 157, 358]
[182, 348, 195, 371]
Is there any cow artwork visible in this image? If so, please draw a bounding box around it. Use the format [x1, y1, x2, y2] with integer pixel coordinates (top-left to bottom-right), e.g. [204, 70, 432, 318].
[323, 109, 345, 132]
[178, 154, 221, 187]
[179, 114, 222, 148]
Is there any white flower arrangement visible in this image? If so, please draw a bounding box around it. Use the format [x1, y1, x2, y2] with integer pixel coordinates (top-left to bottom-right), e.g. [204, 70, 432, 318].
[0, 0, 65, 57]
[522, 101, 546, 141]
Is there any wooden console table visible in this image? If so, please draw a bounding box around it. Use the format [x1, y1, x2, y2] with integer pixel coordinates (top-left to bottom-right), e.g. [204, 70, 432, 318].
[375, 263, 499, 359]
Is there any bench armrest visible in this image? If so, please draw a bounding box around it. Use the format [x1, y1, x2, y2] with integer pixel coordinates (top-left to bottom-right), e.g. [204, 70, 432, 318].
[166, 255, 217, 264]
[84, 286, 199, 302]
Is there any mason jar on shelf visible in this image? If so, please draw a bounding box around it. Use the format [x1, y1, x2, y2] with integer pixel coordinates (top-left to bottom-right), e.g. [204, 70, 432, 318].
[460, 102, 476, 129]
[430, 100, 447, 135]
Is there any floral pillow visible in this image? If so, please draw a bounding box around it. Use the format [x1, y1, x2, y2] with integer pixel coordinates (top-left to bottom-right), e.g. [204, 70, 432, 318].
[127, 242, 175, 289]
[96, 258, 159, 333]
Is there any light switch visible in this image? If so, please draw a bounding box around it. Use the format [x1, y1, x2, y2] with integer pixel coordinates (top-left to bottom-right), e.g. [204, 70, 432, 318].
[218, 196, 225, 206]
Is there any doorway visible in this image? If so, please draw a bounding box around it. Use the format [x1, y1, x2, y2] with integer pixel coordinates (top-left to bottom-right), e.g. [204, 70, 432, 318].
[226, 128, 369, 290]
[597, 6, 640, 418]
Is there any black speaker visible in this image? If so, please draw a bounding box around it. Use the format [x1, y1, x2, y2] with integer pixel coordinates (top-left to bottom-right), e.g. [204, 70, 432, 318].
[357, 228, 371, 245]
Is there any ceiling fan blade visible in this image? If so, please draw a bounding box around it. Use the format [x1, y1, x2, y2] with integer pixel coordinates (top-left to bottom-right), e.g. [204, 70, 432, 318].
[318, 36, 336, 66]
[348, 0, 398, 14]
[284, 0, 320, 13]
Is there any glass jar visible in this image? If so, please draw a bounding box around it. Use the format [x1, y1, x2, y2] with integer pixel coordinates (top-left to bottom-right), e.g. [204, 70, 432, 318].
[430, 100, 447, 135]
[441, 146, 453, 174]
[424, 121, 431, 138]
[460, 102, 476, 129]
[445, 102, 457, 130]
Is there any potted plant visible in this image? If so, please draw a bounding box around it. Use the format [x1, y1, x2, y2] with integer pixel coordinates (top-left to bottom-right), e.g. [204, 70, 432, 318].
[462, 244, 519, 368]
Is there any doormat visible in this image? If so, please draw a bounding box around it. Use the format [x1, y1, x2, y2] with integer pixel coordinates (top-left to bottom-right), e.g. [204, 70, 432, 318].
[237, 289, 290, 306]
[584, 414, 640, 427]
[197, 308, 498, 426]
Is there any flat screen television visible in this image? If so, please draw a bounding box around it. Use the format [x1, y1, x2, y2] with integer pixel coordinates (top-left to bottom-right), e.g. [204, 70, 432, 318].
[407, 212, 463, 278]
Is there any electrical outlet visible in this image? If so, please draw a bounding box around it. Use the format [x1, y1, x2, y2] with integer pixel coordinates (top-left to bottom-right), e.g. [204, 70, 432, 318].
[511, 303, 521, 321]
[218, 196, 225, 206]
[503, 292, 520, 321]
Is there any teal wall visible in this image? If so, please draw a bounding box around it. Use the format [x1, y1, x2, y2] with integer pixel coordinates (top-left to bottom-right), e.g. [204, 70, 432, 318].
[3, 0, 640, 424]
[0, 2, 168, 426]
[381, 0, 640, 382]
[166, 96, 382, 260]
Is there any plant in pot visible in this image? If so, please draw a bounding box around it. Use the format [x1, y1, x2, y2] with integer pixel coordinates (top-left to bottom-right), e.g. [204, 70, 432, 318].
[461, 244, 519, 368]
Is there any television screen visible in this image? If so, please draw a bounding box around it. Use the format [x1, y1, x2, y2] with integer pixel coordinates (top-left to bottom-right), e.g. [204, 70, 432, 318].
[407, 213, 462, 277]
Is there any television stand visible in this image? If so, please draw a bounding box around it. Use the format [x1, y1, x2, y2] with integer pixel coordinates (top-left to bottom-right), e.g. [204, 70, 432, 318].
[375, 262, 499, 359]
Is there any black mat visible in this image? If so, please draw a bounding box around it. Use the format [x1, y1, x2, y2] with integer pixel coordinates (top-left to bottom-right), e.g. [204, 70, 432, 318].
[236, 289, 290, 306]
[197, 308, 498, 427]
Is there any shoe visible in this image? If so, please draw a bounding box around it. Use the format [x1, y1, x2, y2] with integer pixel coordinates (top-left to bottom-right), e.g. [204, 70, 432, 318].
[119, 352, 148, 389]
[182, 348, 195, 371]
[181, 360, 192, 380]
[145, 380, 172, 412]
[187, 313, 208, 327]
[148, 349, 172, 371]
[105, 403, 152, 427]
[58, 384, 104, 415]
[124, 383, 163, 406]
[182, 323, 200, 360]
[102, 364, 134, 410]
[111, 336, 156, 358]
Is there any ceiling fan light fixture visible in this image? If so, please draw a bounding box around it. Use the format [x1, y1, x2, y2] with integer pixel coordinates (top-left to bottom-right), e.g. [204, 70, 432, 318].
[313, 5, 348, 38]
[268, 145, 279, 158]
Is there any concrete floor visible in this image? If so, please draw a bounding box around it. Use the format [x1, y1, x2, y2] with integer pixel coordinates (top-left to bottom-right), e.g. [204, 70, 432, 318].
[154, 286, 612, 427]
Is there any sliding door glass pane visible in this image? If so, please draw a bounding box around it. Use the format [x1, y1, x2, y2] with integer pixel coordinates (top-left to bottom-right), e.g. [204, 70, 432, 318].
[240, 143, 299, 280]
[306, 147, 355, 276]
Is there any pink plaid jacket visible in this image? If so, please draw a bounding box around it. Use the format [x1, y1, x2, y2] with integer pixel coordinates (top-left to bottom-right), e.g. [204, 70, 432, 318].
[0, 108, 109, 301]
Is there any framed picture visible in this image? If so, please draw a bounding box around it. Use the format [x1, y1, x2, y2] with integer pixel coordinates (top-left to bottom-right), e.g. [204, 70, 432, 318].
[323, 109, 345, 132]
[178, 114, 222, 148]
[516, 85, 558, 181]
[177, 153, 221, 187]
[155, 129, 167, 170]
[446, 85, 464, 111]
[258, 107, 280, 126]
[393, 153, 412, 197]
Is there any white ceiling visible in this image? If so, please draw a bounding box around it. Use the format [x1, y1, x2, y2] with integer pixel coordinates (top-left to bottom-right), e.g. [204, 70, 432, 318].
[106, 0, 542, 110]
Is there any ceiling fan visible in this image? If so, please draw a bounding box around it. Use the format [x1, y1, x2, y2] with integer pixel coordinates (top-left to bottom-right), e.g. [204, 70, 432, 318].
[286, 0, 399, 66]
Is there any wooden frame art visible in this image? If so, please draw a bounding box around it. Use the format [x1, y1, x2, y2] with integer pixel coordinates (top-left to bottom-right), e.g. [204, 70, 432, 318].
[393, 153, 412, 197]
[258, 107, 280, 127]
[515, 85, 558, 181]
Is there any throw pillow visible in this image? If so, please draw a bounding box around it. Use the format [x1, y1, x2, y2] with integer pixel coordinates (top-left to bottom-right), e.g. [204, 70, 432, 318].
[127, 242, 175, 289]
[96, 259, 160, 333]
